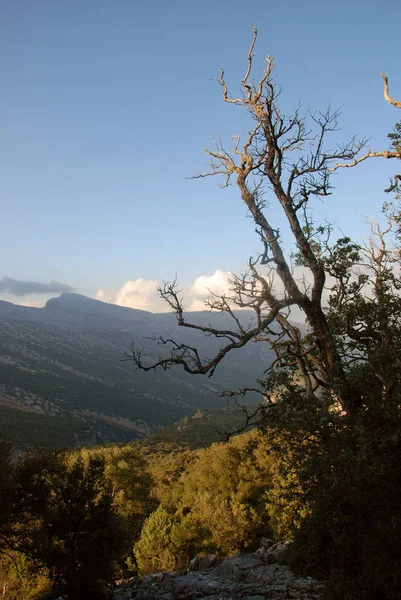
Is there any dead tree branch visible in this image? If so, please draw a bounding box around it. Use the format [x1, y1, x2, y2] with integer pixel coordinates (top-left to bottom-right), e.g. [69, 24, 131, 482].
[381, 72, 401, 109]
[332, 73, 400, 173]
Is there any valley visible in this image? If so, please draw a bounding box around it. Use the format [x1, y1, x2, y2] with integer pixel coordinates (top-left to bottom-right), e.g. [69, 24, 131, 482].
[0, 293, 273, 448]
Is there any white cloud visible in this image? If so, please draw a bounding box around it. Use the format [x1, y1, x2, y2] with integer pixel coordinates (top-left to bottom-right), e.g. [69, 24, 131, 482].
[95, 268, 306, 320]
[187, 270, 235, 311]
[96, 271, 234, 314]
[115, 279, 159, 310]
[191, 270, 232, 297]
[96, 289, 113, 303]
[96, 279, 164, 312]
[187, 268, 308, 321]
[187, 298, 212, 312]
[188, 269, 262, 312]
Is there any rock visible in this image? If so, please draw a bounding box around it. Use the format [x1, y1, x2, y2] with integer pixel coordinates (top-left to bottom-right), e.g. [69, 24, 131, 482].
[115, 576, 141, 588]
[266, 540, 291, 564]
[260, 536, 275, 548]
[135, 590, 158, 600]
[189, 553, 219, 571]
[113, 591, 132, 600]
[214, 553, 264, 581]
[110, 546, 325, 600]
[188, 556, 199, 571]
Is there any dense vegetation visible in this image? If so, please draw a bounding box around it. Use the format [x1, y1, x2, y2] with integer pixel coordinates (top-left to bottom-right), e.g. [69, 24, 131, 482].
[1, 379, 400, 599]
[0, 430, 297, 599]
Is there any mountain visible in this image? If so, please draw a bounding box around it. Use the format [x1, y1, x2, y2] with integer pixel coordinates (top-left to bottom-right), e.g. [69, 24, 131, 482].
[0, 293, 274, 449]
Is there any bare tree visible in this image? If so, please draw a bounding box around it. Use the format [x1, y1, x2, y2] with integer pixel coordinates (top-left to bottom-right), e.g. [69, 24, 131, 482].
[127, 27, 399, 416]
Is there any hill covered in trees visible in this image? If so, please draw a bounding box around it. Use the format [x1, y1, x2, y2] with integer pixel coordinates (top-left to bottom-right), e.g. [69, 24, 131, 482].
[0, 293, 273, 449]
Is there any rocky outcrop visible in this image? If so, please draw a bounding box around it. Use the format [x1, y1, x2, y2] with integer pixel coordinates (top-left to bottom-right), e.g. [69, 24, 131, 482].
[112, 543, 325, 600]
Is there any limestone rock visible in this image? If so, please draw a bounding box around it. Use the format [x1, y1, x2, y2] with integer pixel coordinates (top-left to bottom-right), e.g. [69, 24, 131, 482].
[109, 546, 325, 600]
[189, 553, 219, 571]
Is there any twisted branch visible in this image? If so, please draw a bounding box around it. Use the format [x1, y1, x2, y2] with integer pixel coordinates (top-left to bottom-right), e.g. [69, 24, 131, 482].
[381, 72, 401, 109]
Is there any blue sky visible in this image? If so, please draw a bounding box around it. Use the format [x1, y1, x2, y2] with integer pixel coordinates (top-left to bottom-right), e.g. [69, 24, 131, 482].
[1, 0, 400, 310]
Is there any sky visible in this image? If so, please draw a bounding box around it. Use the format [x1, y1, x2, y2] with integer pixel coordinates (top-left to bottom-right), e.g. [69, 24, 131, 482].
[1, 0, 400, 312]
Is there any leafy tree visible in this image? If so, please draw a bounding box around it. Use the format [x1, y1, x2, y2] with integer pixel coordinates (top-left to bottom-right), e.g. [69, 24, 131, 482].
[0, 439, 15, 556]
[134, 506, 177, 575]
[15, 451, 124, 600]
[74, 445, 155, 541]
[176, 431, 271, 554]
[127, 26, 401, 598]
[0, 552, 51, 600]
[134, 431, 278, 574]
[140, 441, 198, 507]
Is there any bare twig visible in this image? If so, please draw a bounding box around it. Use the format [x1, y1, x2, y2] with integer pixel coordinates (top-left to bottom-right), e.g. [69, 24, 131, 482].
[381, 72, 401, 109]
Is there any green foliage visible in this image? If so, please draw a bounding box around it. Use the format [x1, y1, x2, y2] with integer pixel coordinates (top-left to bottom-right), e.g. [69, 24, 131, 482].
[140, 441, 197, 506]
[0, 439, 14, 547]
[134, 430, 279, 575]
[15, 451, 124, 599]
[144, 406, 257, 450]
[285, 400, 401, 600]
[72, 444, 156, 575]
[0, 404, 90, 450]
[134, 506, 177, 575]
[260, 208, 401, 597]
[254, 206, 401, 597]
[176, 431, 272, 553]
[388, 121, 401, 156]
[0, 552, 52, 600]
[73, 445, 155, 531]
[0, 438, 166, 596]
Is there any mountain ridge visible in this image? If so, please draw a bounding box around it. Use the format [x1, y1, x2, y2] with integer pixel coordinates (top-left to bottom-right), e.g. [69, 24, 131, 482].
[0, 293, 274, 449]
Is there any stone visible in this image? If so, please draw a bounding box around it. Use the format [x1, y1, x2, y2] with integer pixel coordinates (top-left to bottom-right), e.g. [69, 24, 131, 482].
[115, 576, 140, 588]
[260, 537, 275, 548]
[110, 545, 325, 600]
[113, 591, 132, 600]
[135, 590, 158, 600]
[266, 540, 291, 564]
[198, 553, 218, 570]
[188, 556, 199, 571]
[214, 553, 263, 581]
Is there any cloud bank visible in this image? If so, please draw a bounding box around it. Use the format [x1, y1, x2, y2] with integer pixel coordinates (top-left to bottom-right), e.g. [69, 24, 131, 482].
[97, 270, 234, 313]
[97, 269, 307, 323]
[0, 276, 75, 297]
[97, 278, 165, 312]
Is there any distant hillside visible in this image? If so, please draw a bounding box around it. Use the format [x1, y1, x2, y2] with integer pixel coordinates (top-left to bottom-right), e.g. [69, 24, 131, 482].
[0, 293, 274, 449]
[142, 405, 260, 450]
